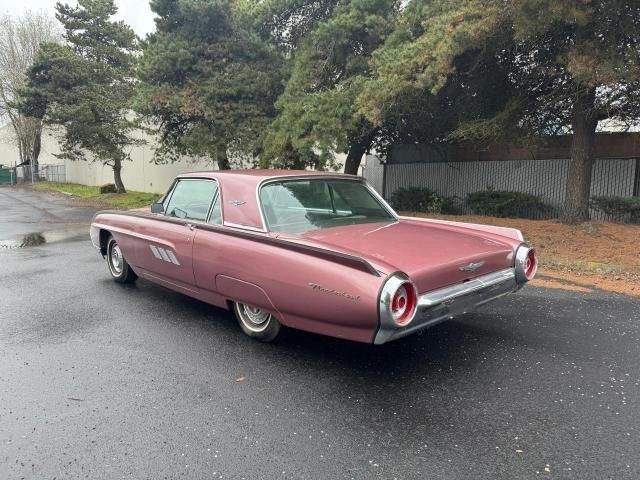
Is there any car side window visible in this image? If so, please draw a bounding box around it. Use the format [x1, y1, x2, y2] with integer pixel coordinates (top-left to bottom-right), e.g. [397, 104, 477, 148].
[164, 179, 218, 222]
[208, 193, 222, 225]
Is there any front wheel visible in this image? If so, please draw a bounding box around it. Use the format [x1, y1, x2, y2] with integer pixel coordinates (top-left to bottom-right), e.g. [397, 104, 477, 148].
[106, 235, 137, 284]
[233, 302, 281, 342]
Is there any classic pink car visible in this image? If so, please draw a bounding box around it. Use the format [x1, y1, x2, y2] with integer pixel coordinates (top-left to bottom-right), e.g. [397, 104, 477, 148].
[90, 170, 537, 344]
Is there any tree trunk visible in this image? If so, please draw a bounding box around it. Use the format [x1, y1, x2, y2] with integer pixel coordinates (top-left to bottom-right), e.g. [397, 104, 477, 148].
[30, 125, 42, 179]
[113, 159, 126, 193]
[217, 149, 231, 170]
[561, 88, 598, 224]
[344, 126, 377, 175]
[31, 122, 42, 169]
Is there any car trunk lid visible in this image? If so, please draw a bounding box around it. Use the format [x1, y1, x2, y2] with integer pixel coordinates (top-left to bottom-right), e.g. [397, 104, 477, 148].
[297, 220, 516, 293]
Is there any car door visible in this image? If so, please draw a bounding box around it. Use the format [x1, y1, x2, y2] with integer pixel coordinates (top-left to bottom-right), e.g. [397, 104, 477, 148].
[192, 193, 279, 312]
[135, 178, 219, 292]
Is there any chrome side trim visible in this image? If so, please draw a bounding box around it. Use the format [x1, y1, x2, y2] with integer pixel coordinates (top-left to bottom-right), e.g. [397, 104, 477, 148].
[223, 221, 266, 232]
[418, 268, 515, 308]
[93, 210, 381, 277]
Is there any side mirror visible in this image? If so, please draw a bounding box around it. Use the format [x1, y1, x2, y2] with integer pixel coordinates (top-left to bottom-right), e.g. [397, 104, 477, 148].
[151, 202, 164, 214]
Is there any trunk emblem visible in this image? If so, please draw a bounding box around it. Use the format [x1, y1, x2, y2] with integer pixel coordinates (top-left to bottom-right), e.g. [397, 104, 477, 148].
[459, 261, 484, 272]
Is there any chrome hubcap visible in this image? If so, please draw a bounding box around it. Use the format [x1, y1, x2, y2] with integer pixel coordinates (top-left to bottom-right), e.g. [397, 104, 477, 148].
[109, 243, 123, 275]
[238, 304, 270, 332]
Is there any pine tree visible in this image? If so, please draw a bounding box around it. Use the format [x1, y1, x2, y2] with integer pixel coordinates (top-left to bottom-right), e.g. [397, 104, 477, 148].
[360, 0, 640, 223]
[20, 0, 139, 193]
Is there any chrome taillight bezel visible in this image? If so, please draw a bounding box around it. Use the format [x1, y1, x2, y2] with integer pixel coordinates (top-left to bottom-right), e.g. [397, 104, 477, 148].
[379, 273, 418, 328]
[515, 245, 537, 283]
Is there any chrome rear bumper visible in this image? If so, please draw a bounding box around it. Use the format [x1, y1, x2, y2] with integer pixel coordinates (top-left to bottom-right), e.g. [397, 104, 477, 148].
[374, 268, 519, 344]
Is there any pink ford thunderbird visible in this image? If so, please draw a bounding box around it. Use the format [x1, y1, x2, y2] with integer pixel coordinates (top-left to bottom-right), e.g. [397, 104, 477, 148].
[90, 170, 537, 344]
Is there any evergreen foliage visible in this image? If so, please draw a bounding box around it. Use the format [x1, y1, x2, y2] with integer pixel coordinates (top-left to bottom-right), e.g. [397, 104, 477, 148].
[136, 0, 288, 170]
[20, 0, 139, 193]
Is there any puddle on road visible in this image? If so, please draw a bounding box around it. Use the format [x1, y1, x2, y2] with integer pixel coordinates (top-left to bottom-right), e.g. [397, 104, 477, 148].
[0, 226, 89, 250]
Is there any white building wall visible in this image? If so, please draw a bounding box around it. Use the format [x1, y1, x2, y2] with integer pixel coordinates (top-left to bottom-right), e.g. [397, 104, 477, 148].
[1, 124, 352, 194]
[0, 123, 63, 167]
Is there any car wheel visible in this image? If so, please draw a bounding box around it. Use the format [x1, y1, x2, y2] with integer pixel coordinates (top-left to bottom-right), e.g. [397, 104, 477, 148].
[233, 302, 281, 342]
[106, 235, 137, 284]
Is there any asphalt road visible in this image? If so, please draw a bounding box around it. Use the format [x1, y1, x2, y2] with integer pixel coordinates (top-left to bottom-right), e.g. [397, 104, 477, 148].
[1, 186, 639, 480]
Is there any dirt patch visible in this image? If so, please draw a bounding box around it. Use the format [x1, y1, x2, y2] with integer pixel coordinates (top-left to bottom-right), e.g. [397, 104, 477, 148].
[402, 212, 640, 297]
[537, 268, 640, 298]
[530, 277, 594, 294]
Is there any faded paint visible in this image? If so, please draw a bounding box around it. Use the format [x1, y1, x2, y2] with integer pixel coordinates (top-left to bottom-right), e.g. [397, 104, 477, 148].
[90, 170, 531, 344]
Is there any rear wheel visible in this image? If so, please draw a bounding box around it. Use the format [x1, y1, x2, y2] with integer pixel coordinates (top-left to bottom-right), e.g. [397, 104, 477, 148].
[233, 302, 281, 342]
[106, 235, 137, 284]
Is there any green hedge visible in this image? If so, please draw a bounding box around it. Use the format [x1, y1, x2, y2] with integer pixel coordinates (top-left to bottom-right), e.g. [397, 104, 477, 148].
[466, 190, 553, 219]
[590, 196, 640, 223]
[390, 187, 444, 213]
[99, 183, 117, 194]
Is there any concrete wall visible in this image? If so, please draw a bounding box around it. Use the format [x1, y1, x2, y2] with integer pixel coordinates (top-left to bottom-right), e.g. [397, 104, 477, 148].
[1, 124, 350, 194]
[0, 124, 62, 168]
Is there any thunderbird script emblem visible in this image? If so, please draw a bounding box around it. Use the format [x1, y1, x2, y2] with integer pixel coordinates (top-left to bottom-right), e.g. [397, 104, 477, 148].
[459, 261, 485, 272]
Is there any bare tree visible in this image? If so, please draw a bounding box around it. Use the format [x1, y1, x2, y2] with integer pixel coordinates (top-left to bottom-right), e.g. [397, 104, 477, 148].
[0, 11, 59, 173]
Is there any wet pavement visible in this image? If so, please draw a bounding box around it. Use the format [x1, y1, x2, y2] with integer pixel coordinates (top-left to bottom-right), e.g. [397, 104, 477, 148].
[0, 187, 95, 248]
[1, 185, 639, 479]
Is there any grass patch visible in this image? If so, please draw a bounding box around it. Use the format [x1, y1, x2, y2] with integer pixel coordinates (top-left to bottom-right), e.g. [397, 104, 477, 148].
[33, 182, 160, 209]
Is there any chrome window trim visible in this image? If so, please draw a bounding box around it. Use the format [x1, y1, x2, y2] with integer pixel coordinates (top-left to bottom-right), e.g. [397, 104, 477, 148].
[256, 175, 398, 233]
[163, 177, 220, 223]
[161, 178, 178, 211]
[205, 188, 223, 225]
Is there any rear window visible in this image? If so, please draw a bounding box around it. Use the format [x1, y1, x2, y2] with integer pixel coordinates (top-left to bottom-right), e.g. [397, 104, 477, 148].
[260, 179, 394, 233]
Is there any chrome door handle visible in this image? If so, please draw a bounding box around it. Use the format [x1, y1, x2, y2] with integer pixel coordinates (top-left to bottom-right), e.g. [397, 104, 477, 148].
[186, 223, 195, 231]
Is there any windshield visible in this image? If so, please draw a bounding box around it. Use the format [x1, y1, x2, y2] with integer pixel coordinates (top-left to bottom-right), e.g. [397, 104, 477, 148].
[260, 179, 395, 233]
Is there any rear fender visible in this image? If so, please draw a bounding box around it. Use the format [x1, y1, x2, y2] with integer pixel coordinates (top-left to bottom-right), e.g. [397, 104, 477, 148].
[215, 275, 282, 320]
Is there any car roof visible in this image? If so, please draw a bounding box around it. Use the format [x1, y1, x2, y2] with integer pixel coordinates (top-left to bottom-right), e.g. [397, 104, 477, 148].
[178, 169, 356, 181]
[175, 169, 362, 231]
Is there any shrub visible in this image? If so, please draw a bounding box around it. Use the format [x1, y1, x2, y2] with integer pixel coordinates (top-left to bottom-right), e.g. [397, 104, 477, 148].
[466, 190, 553, 219]
[590, 196, 640, 223]
[441, 196, 464, 215]
[99, 183, 117, 194]
[390, 187, 444, 213]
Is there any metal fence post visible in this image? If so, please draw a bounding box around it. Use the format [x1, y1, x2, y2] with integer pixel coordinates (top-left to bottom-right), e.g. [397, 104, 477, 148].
[381, 160, 387, 200]
[634, 158, 640, 197]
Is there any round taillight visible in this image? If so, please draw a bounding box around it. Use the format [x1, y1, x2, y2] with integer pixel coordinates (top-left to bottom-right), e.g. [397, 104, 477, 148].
[524, 248, 537, 280]
[515, 245, 537, 283]
[390, 282, 417, 326]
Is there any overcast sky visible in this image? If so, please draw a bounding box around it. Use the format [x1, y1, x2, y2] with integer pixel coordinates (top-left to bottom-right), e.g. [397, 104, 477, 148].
[0, 0, 156, 37]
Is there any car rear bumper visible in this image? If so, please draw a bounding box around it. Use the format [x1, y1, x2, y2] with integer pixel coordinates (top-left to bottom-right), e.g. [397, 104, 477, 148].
[373, 268, 520, 344]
